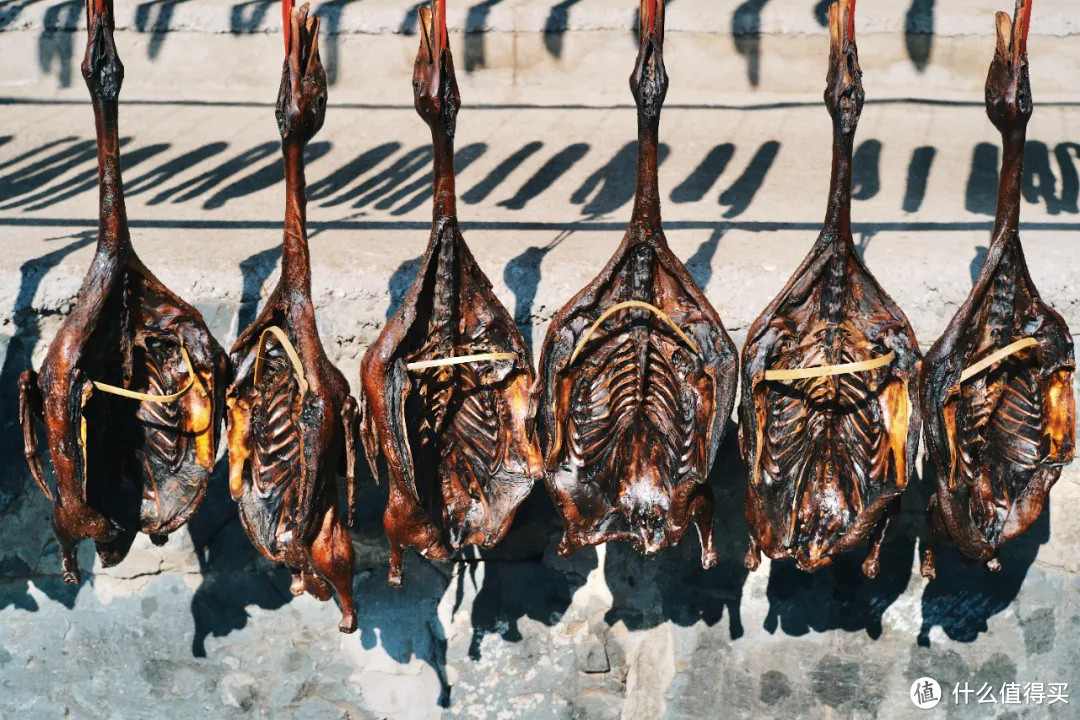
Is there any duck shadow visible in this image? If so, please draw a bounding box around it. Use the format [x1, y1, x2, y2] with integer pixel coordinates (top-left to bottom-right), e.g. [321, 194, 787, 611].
[915, 456, 1048, 646]
[187, 458, 290, 658]
[0, 232, 96, 613]
[187, 454, 454, 704]
[460, 476, 599, 661]
[732, 0, 769, 88]
[602, 421, 750, 640]
[917, 507, 1048, 646]
[760, 463, 921, 640]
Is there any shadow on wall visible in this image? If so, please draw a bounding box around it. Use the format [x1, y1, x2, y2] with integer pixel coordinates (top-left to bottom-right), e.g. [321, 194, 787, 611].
[572, 142, 669, 218]
[134, 0, 192, 60]
[543, 0, 583, 60]
[37, 0, 82, 89]
[187, 460, 291, 658]
[230, 0, 275, 34]
[684, 228, 723, 290]
[237, 245, 284, 331]
[464, 0, 504, 73]
[0, 140, 168, 212]
[386, 254, 423, 321]
[668, 141, 781, 217]
[761, 480, 919, 640]
[202, 142, 332, 211]
[903, 146, 936, 214]
[464, 490, 599, 662]
[603, 422, 749, 640]
[905, 0, 936, 73]
[965, 142, 1080, 218]
[815, 0, 937, 72]
[314, 0, 364, 86]
[918, 504, 1049, 645]
[186, 457, 455, 704]
[30, 0, 364, 88]
[0, 231, 96, 614]
[397, 2, 426, 35]
[732, 0, 769, 88]
[28, 0, 952, 89]
[6, 132, 1080, 225]
[852, 140, 882, 201]
[969, 244, 989, 284]
[503, 229, 574, 354]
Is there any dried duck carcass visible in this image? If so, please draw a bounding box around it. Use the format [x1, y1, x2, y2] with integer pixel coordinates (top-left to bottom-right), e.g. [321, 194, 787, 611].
[919, 0, 1075, 577]
[738, 0, 922, 578]
[537, 0, 739, 568]
[19, 0, 228, 583]
[359, 0, 543, 586]
[226, 0, 360, 632]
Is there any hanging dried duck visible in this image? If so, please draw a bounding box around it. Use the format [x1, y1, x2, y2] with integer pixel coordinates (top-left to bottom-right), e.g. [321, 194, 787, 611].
[18, 0, 228, 583]
[359, 0, 543, 586]
[738, 0, 922, 578]
[225, 0, 359, 632]
[537, 0, 738, 568]
[920, 0, 1074, 577]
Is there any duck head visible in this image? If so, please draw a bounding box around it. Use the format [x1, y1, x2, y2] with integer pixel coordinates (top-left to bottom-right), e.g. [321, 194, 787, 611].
[986, 0, 1033, 135]
[824, 0, 864, 136]
[275, 0, 327, 145]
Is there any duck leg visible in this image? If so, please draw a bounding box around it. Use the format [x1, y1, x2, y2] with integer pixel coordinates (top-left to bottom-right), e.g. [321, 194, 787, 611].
[51, 511, 83, 584]
[689, 486, 718, 569]
[862, 495, 900, 578]
[18, 371, 51, 500]
[340, 396, 360, 525]
[311, 503, 357, 633]
[920, 492, 947, 579]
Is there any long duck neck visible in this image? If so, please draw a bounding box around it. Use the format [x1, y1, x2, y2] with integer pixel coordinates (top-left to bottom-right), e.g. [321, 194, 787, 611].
[85, 4, 131, 259]
[628, 0, 667, 237]
[823, 124, 855, 247]
[281, 139, 312, 294]
[431, 123, 457, 223]
[993, 128, 1026, 240]
[820, 0, 862, 253]
[632, 112, 662, 231]
[92, 96, 131, 256]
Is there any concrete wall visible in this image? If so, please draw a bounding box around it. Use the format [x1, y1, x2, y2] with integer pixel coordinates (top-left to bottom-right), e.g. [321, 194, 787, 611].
[1, 2, 1078, 718]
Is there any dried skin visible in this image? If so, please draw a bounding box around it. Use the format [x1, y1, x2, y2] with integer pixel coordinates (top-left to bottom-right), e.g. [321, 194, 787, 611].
[538, 0, 737, 568]
[739, 0, 921, 578]
[926, 244, 1075, 571]
[226, 0, 358, 633]
[921, 2, 1074, 575]
[742, 254, 920, 575]
[360, 0, 542, 586]
[19, 0, 227, 582]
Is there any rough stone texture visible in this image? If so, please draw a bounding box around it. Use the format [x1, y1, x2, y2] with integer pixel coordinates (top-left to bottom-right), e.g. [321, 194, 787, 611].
[2, 3, 1079, 718]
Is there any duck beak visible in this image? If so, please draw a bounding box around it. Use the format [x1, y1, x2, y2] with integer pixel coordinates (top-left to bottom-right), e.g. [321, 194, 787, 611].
[994, 0, 1031, 79]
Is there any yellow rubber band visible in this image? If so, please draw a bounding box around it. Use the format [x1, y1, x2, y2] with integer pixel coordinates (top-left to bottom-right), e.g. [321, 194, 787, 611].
[91, 343, 197, 403]
[406, 353, 517, 372]
[959, 337, 1038, 383]
[254, 326, 309, 395]
[764, 349, 896, 382]
[569, 300, 700, 366]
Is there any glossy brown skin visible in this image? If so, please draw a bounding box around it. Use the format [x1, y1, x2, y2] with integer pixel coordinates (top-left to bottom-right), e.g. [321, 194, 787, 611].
[537, 0, 738, 569]
[359, 0, 543, 586]
[919, 0, 1075, 577]
[18, 0, 228, 583]
[738, 0, 922, 579]
[226, 0, 359, 633]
